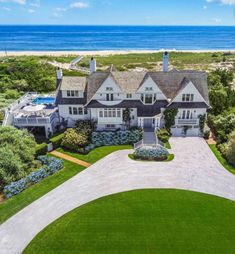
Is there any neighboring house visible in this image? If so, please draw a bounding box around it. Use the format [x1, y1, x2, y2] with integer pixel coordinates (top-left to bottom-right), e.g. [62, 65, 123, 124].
[56, 52, 209, 137]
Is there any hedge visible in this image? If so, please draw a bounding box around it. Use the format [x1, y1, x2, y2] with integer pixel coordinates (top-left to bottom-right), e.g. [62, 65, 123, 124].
[134, 146, 169, 161]
[3, 156, 64, 199]
[35, 143, 48, 157]
[50, 133, 64, 149]
[92, 130, 142, 147]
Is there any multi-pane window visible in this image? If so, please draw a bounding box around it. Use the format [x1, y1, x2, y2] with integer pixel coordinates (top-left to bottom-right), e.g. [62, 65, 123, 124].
[69, 107, 87, 116]
[145, 87, 153, 92]
[78, 108, 83, 115]
[106, 87, 114, 91]
[106, 94, 114, 101]
[99, 109, 121, 118]
[182, 94, 194, 102]
[73, 107, 78, 115]
[66, 90, 84, 98]
[127, 93, 132, 99]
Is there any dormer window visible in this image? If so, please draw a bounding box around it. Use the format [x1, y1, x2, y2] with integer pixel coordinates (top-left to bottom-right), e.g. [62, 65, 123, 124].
[145, 87, 153, 92]
[182, 94, 194, 102]
[106, 94, 114, 101]
[141, 93, 157, 105]
[106, 87, 113, 91]
[127, 93, 132, 99]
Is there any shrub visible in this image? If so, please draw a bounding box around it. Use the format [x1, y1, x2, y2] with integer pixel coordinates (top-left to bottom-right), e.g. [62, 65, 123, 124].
[35, 143, 48, 157]
[92, 130, 142, 147]
[75, 120, 95, 138]
[134, 146, 169, 161]
[157, 129, 170, 143]
[3, 179, 28, 199]
[3, 157, 64, 198]
[50, 133, 64, 149]
[4, 89, 20, 99]
[226, 131, 235, 166]
[62, 129, 89, 151]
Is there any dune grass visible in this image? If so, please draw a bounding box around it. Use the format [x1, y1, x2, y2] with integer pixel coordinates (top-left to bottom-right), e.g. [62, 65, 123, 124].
[24, 189, 235, 254]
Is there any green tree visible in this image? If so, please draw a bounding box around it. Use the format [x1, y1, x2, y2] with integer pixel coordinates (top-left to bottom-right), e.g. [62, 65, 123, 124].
[123, 108, 131, 129]
[0, 126, 37, 190]
[209, 85, 228, 115]
[163, 109, 178, 131]
[226, 131, 235, 166]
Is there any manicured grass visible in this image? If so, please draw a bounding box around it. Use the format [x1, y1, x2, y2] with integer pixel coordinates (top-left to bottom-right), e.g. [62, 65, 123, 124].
[57, 145, 132, 164]
[128, 154, 174, 162]
[0, 160, 85, 224]
[209, 144, 235, 175]
[24, 189, 235, 254]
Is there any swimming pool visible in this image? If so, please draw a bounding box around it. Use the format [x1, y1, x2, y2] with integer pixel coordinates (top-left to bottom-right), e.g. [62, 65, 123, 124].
[33, 97, 55, 105]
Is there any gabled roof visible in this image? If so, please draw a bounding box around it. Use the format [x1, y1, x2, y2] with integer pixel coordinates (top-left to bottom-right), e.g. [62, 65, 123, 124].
[62, 70, 209, 104]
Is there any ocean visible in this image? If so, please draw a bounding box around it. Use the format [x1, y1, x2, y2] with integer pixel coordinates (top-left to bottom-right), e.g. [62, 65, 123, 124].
[0, 25, 235, 51]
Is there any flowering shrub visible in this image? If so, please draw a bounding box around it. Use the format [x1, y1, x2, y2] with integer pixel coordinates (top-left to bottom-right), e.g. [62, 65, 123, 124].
[92, 130, 142, 147]
[134, 146, 169, 161]
[3, 157, 64, 199]
[3, 179, 28, 199]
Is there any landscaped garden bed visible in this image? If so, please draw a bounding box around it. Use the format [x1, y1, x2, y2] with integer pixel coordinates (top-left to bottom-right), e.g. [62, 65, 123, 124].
[3, 156, 64, 199]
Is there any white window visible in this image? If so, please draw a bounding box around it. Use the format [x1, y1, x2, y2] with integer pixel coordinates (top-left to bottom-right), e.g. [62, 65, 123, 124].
[181, 110, 192, 119]
[106, 94, 114, 101]
[73, 107, 78, 115]
[71, 91, 75, 97]
[78, 91, 84, 98]
[75, 91, 79, 97]
[99, 109, 121, 118]
[127, 93, 132, 99]
[106, 87, 113, 91]
[67, 91, 71, 97]
[182, 94, 194, 102]
[99, 110, 103, 117]
[78, 108, 83, 115]
[145, 87, 153, 92]
[69, 107, 72, 115]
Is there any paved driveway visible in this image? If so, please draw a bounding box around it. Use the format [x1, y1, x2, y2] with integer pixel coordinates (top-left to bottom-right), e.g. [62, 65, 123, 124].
[0, 138, 235, 254]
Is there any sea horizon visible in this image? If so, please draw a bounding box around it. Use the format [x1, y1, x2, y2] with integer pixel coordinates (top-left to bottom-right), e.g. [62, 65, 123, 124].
[0, 25, 235, 51]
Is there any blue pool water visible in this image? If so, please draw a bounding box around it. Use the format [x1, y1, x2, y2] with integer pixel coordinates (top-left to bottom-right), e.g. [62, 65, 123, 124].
[33, 97, 55, 105]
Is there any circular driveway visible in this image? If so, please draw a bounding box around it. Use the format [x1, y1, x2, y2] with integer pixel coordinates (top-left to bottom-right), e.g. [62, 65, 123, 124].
[0, 137, 235, 254]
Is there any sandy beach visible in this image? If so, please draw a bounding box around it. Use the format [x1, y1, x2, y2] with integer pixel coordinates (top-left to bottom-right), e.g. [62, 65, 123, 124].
[1, 49, 235, 57]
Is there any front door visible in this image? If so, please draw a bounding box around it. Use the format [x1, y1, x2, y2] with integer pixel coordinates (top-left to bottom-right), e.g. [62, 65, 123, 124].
[144, 118, 153, 128]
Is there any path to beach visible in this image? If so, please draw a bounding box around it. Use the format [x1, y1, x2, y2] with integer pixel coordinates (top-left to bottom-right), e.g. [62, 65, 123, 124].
[1, 49, 235, 57]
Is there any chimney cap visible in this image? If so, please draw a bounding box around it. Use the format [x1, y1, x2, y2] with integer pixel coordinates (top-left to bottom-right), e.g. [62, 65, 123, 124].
[164, 51, 168, 55]
[91, 57, 94, 60]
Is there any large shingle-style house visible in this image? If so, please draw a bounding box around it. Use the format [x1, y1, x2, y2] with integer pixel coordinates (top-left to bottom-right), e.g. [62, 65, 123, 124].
[56, 53, 209, 137]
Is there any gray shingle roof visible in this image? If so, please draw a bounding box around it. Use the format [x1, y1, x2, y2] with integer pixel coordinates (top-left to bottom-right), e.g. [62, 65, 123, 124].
[60, 76, 87, 91]
[85, 71, 208, 104]
[59, 70, 209, 106]
[167, 102, 209, 109]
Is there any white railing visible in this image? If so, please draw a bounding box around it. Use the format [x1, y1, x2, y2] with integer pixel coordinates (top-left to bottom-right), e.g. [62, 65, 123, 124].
[14, 117, 51, 125]
[134, 140, 144, 150]
[175, 118, 199, 125]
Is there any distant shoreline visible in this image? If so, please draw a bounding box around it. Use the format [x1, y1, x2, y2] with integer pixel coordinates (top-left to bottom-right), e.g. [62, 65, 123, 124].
[1, 49, 235, 57]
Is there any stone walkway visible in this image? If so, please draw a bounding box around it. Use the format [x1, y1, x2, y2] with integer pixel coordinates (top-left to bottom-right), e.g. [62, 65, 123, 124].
[50, 150, 91, 168]
[0, 137, 235, 254]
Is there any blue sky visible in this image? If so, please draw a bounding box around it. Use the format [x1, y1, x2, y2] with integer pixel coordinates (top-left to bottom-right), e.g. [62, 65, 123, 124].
[0, 0, 235, 25]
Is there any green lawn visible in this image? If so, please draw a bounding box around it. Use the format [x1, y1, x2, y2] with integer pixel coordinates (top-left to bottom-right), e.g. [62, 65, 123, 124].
[0, 146, 132, 224]
[0, 160, 85, 224]
[57, 145, 132, 164]
[24, 189, 235, 254]
[209, 144, 235, 175]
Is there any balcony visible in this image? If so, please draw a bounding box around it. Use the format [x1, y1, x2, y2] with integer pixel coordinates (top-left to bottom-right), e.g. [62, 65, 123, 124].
[98, 117, 123, 125]
[175, 118, 199, 126]
[97, 100, 122, 106]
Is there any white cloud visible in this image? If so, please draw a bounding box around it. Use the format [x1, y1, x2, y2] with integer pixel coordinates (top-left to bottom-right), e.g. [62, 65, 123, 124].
[70, 2, 89, 9]
[55, 7, 67, 12]
[28, 8, 35, 13]
[0, 0, 26, 4]
[206, 0, 235, 5]
[212, 17, 222, 22]
[203, 5, 208, 9]
[2, 6, 11, 10]
[29, 0, 40, 8]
